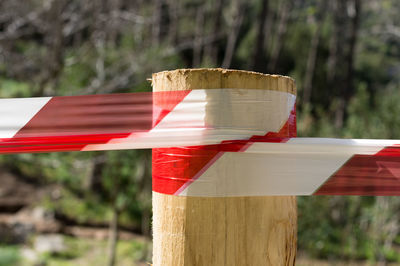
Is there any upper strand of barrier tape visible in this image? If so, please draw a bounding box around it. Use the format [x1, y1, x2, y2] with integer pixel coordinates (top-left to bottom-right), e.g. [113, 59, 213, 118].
[0, 91, 152, 153]
[0, 88, 295, 154]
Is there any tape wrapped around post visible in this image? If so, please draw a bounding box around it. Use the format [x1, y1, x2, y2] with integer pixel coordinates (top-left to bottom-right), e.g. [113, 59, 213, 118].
[152, 88, 296, 195]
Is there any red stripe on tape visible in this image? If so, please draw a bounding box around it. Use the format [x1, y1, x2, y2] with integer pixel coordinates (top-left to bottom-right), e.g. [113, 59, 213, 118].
[14, 93, 153, 138]
[314, 146, 400, 196]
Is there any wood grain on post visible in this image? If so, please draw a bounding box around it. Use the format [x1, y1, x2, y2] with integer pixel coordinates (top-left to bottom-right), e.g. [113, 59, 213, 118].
[152, 68, 297, 266]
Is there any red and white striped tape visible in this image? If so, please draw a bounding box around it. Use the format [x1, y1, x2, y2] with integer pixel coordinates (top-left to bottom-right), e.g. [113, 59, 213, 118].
[163, 139, 400, 196]
[0, 89, 295, 153]
[0, 92, 153, 153]
[1, 89, 399, 196]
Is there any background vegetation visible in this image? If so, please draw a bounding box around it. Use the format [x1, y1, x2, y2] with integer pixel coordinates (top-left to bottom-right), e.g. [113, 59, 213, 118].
[0, 0, 399, 265]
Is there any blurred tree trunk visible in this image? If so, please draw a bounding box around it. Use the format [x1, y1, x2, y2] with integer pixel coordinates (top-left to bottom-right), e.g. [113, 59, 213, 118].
[251, 0, 269, 72]
[152, 0, 162, 45]
[193, 4, 205, 67]
[107, 202, 119, 266]
[135, 155, 152, 237]
[222, 0, 247, 68]
[203, 0, 224, 66]
[86, 154, 106, 192]
[267, 0, 292, 73]
[108, 0, 122, 47]
[327, 0, 345, 88]
[302, 0, 327, 106]
[152, 0, 169, 45]
[335, 0, 361, 129]
[38, 0, 66, 96]
[89, 0, 107, 91]
[326, 0, 347, 113]
[344, 0, 361, 102]
[167, 0, 180, 45]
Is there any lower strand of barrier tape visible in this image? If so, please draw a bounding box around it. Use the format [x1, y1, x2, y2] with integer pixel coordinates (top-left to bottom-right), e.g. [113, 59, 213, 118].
[152, 141, 400, 196]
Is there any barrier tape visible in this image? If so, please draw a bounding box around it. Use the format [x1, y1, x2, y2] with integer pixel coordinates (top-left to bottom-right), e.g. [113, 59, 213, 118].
[156, 139, 399, 196]
[0, 89, 296, 152]
[1, 89, 399, 195]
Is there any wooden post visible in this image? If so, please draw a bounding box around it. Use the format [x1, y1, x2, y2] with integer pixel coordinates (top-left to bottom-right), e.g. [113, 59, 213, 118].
[152, 69, 297, 266]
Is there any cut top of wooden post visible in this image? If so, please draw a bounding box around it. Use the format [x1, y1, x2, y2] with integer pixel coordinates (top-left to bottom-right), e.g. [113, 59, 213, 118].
[152, 68, 296, 94]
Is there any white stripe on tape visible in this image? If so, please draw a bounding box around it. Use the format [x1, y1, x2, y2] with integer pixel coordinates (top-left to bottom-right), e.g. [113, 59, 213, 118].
[0, 97, 51, 138]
